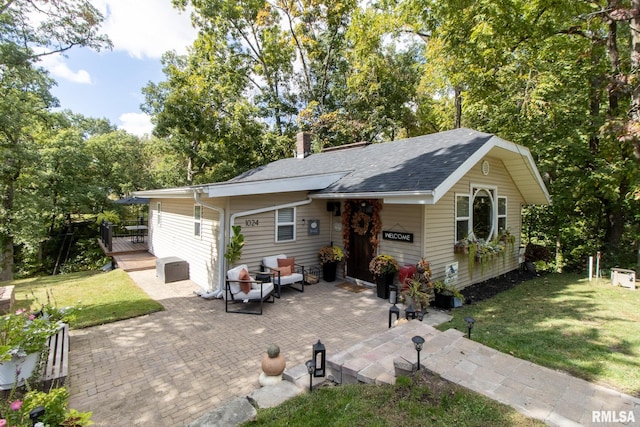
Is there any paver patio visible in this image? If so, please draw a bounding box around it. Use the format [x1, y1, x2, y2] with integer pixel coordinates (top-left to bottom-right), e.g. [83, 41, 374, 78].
[68, 270, 394, 426]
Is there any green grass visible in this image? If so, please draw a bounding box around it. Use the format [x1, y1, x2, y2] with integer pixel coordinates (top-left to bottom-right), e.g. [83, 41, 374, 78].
[246, 372, 543, 427]
[438, 273, 640, 396]
[7, 269, 164, 329]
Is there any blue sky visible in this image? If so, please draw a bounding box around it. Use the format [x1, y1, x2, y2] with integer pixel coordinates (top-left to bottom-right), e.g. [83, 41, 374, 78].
[38, 0, 198, 137]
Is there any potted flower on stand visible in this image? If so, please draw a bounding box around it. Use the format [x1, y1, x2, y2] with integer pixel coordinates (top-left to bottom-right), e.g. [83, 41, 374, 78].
[369, 254, 400, 299]
[0, 309, 61, 389]
[318, 245, 344, 282]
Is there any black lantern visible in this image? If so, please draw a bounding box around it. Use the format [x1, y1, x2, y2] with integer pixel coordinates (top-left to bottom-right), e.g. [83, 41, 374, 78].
[305, 359, 315, 392]
[313, 340, 326, 377]
[464, 316, 475, 339]
[411, 335, 425, 371]
[389, 304, 400, 328]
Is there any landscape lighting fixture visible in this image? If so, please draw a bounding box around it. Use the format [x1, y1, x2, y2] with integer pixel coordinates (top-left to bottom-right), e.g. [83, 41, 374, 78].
[464, 316, 476, 339]
[411, 335, 425, 371]
[305, 359, 315, 392]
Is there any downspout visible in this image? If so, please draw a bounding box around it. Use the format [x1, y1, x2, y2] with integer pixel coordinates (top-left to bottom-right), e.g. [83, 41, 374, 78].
[194, 192, 225, 296]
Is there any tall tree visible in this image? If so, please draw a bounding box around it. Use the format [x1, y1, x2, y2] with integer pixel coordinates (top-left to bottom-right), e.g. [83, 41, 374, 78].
[0, 0, 110, 280]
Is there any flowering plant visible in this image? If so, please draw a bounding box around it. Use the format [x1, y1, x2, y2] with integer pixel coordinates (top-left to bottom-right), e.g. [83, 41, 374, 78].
[0, 387, 93, 426]
[0, 309, 61, 362]
[318, 245, 345, 265]
[368, 254, 400, 278]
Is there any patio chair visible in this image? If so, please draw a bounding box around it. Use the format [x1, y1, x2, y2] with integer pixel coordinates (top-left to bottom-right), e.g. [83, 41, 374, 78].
[261, 254, 305, 298]
[225, 264, 275, 315]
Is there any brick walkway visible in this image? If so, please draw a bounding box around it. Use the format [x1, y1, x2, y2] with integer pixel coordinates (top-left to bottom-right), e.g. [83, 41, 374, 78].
[68, 271, 393, 426]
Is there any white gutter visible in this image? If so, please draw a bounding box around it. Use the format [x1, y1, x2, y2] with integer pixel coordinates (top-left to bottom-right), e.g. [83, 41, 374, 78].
[194, 192, 226, 297]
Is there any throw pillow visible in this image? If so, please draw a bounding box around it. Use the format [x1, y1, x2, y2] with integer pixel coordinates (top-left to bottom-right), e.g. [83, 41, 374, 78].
[271, 265, 292, 277]
[277, 257, 295, 272]
[239, 268, 252, 294]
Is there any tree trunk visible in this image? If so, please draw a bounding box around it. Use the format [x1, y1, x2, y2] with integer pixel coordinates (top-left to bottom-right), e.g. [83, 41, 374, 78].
[630, 0, 640, 157]
[0, 179, 15, 281]
[454, 86, 462, 128]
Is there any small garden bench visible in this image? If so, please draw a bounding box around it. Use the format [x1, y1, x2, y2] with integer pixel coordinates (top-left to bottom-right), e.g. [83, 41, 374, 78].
[41, 323, 69, 390]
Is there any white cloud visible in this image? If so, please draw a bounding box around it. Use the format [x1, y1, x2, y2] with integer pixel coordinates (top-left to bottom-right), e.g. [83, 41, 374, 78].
[93, 0, 198, 59]
[38, 54, 92, 84]
[119, 112, 153, 137]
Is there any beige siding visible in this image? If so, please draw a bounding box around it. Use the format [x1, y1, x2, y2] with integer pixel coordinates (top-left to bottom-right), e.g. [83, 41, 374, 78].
[228, 193, 338, 274]
[148, 198, 221, 290]
[424, 156, 524, 290]
[377, 204, 423, 268]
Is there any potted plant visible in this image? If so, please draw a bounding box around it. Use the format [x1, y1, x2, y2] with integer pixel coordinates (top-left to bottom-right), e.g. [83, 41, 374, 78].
[318, 245, 344, 282]
[0, 308, 61, 388]
[432, 281, 465, 309]
[401, 273, 434, 313]
[369, 254, 400, 299]
[224, 225, 245, 266]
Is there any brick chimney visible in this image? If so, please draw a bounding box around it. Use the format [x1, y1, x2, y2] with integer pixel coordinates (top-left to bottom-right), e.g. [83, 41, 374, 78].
[296, 132, 311, 159]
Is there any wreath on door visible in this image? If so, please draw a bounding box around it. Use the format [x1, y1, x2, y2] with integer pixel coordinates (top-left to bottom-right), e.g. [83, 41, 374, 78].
[351, 211, 371, 236]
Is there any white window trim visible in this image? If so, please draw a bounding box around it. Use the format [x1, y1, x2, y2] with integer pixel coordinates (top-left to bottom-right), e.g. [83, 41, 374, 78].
[497, 196, 507, 233]
[276, 207, 296, 242]
[194, 205, 202, 238]
[156, 202, 162, 226]
[455, 193, 470, 243]
[456, 184, 502, 241]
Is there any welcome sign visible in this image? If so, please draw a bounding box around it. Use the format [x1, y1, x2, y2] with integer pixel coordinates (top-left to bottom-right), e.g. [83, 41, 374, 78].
[382, 230, 414, 243]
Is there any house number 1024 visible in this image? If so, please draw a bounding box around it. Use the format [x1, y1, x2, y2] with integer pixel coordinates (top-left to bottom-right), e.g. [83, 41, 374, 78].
[245, 219, 259, 227]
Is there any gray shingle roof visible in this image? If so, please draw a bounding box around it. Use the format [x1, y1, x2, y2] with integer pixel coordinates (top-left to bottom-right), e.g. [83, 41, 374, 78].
[230, 128, 493, 194]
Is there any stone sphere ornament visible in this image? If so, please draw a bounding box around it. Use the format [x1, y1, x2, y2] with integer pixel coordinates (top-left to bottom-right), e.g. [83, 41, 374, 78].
[259, 344, 286, 386]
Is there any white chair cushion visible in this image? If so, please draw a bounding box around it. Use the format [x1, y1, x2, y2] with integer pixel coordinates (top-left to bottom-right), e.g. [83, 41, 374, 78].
[224, 282, 274, 301]
[227, 264, 249, 294]
[262, 254, 287, 270]
[276, 272, 303, 286]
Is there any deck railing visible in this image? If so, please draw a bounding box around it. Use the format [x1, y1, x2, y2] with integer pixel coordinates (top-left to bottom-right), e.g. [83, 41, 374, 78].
[100, 219, 148, 252]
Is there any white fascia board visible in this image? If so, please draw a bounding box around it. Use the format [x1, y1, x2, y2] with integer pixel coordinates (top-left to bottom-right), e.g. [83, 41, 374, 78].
[310, 191, 435, 204]
[432, 136, 550, 205]
[206, 172, 347, 197]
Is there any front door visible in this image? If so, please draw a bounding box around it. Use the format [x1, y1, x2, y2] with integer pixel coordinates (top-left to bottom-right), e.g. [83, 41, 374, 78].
[346, 200, 374, 282]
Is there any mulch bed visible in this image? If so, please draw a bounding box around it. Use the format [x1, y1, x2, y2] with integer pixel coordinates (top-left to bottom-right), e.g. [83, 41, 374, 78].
[460, 269, 540, 304]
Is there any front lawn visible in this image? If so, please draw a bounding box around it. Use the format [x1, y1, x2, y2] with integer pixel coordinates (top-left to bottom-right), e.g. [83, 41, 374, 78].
[7, 269, 164, 329]
[439, 273, 640, 396]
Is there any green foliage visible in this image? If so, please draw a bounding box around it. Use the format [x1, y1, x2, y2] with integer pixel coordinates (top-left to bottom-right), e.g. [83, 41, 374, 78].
[224, 225, 245, 266]
[0, 387, 93, 427]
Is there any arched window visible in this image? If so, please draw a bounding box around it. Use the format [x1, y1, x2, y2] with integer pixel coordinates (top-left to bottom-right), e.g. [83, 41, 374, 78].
[472, 188, 494, 240]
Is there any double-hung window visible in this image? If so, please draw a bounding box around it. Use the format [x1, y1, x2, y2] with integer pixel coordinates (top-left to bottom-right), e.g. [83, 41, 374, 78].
[276, 208, 295, 242]
[455, 195, 470, 242]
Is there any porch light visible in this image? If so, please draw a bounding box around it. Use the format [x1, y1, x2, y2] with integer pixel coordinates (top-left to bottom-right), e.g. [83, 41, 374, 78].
[312, 340, 326, 377]
[411, 335, 425, 371]
[464, 316, 476, 339]
[305, 359, 315, 392]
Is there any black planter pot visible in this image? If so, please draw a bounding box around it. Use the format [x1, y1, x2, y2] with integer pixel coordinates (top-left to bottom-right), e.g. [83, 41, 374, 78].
[376, 273, 394, 299]
[433, 292, 463, 308]
[322, 262, 337, 282]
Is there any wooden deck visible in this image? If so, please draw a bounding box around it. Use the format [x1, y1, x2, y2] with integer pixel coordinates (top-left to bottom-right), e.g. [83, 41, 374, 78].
[98, 237, 157, 272]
